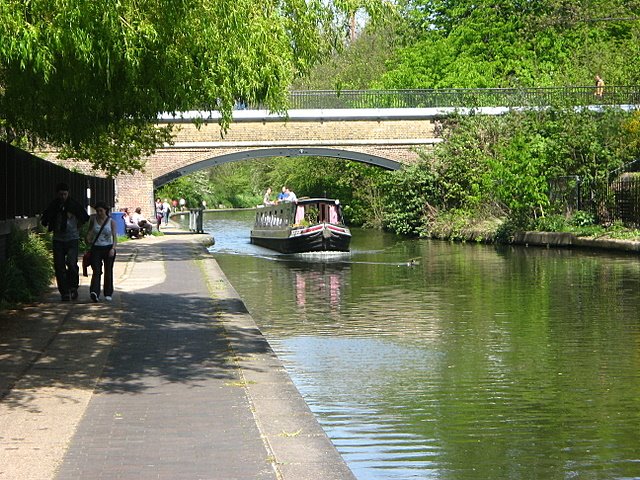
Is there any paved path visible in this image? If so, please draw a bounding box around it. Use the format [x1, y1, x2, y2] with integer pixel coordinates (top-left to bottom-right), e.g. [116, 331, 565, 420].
[0, 230, 355, 480]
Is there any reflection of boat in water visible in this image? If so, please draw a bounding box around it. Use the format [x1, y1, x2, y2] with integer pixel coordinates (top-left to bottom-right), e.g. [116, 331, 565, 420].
[274, 259, 349, 312]
[250, 198, 351, 254]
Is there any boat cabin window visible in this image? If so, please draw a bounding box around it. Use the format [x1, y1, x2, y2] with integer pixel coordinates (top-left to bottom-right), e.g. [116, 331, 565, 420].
[329, 205, 338, 224]
[291, 202, 342, 225]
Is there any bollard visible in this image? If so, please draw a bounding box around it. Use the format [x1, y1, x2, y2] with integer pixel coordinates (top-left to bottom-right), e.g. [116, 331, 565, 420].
[189, 208, 205, 233]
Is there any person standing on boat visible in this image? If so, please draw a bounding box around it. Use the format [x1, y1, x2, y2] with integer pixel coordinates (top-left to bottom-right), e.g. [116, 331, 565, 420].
[285, 188, 297, 203]
[263, 187, 274, 205]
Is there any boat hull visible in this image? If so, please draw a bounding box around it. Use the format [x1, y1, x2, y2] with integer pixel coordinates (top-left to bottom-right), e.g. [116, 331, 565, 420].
[251, 224, 351, 254]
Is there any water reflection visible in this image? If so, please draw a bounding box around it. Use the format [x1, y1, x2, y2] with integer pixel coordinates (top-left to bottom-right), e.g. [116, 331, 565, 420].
[292, 264, 344, 311]
[185, 212, 640, 480]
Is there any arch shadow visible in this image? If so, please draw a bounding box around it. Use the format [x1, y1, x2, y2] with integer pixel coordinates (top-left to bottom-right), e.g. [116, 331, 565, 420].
[154, 147, 403, 188]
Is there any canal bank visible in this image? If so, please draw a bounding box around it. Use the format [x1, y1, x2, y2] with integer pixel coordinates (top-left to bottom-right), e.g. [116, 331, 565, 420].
[512, 230, 640, 253]
[0, 230, 355, 479]
[199, 210, 640, 479]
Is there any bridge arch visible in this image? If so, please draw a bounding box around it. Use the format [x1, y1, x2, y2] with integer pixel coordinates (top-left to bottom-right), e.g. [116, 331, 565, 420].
[153, 147, 403, 188]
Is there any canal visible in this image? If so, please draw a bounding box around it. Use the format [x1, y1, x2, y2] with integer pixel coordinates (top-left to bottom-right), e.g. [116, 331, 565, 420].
[182, 210, 640, 479]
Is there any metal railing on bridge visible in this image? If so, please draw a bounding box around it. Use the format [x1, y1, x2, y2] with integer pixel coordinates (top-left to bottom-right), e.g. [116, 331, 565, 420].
[245, 86, 640, 110]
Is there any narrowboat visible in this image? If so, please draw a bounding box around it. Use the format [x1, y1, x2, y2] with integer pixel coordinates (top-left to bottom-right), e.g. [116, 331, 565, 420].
[250, 198, 351, 253]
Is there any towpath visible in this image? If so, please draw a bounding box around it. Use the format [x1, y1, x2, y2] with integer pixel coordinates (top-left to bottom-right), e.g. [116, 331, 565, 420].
[0, 229, 355, 480]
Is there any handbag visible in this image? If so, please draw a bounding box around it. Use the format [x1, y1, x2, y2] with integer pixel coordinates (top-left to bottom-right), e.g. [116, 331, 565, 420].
[82, 217, 108, 277]
[82, 251, 92, 277]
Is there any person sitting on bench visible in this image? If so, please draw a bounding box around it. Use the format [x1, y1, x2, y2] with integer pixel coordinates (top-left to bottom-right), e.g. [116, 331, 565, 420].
[131, 207, 153, 236]
[122, 208, 142, 238]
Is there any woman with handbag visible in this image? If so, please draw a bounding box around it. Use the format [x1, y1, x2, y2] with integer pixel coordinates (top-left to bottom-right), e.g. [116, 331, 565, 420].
[86, 201, 118, 302]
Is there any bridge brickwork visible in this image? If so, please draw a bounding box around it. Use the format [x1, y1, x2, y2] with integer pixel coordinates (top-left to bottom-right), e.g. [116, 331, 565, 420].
[116, 117, 437, 212]
[50, 116, 438, 214]
[149, 119, 434, 174]
[173, 118, 435, 142]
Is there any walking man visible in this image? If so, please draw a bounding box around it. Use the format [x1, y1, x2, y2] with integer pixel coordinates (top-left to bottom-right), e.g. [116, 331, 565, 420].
[594, 74, 605, 99]
[42, 183, 90, 301]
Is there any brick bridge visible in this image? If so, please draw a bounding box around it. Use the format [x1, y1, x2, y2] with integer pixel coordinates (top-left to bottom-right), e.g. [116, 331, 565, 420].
[116, 108, 442, 212]
[55, 86, 640, 212]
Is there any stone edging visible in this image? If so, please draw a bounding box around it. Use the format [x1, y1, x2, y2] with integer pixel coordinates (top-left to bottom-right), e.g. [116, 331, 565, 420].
[512, 231, 640, 253]
[197, 245, 357, 480]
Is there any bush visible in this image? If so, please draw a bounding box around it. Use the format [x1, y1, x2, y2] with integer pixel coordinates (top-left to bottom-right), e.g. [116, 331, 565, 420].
[380, 163, 440, 236]
[0, 228, 53, 308]
[569, 210, 596, 227]
[495, 217, 521, 244]
[0, 258, 32, 306]
[534, 214, 568, 232]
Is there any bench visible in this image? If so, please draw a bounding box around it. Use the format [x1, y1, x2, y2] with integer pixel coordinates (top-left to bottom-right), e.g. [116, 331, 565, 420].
[123, 218, 144, 238]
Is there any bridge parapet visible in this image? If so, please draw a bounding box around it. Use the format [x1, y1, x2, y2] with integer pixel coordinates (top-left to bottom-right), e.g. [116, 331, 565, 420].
[235, 86, 640, 110]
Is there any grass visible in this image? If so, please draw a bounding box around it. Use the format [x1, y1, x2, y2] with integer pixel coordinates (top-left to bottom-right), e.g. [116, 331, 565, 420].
[422, 210, 640, 244]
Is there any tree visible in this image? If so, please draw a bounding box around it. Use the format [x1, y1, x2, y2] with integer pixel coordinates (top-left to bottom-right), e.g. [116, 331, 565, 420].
[380, 0, 640, 89]
[0, 0, 389, 175]
[292, 20, 402, 90]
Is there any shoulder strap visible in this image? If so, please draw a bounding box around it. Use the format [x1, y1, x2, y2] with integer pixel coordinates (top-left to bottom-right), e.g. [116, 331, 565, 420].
[90, 216, 109, 248]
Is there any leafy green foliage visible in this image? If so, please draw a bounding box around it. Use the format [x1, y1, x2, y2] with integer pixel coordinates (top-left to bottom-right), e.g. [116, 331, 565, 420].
[0, 0, 389, 175]
[380, 162, 440, 235]
[155, 171, 213, 210]
[381, 0, 640, 89]
[570, 210, 596, 227]
[59, 121, 175, 177]
[0, 228, 53, 307]
[489, 133, 550, 221]
[293, 21, 402, 90]
[378, 107, 640, 236]
[534, 214, 569, 233]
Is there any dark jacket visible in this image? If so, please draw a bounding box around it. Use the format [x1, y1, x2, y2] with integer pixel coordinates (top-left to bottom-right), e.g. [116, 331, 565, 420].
[42, 196, 90, 233]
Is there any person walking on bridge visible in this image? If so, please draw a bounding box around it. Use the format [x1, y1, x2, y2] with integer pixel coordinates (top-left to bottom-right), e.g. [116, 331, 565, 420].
[594, 74, 605, 99]
[42, 182, 90, 301]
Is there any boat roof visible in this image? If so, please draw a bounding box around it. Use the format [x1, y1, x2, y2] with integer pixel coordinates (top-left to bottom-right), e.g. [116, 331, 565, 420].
[295, 198, 341, 205]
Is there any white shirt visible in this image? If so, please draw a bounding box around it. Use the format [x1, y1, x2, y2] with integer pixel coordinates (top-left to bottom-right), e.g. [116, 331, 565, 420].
[131, 212, 145, 224]
[92, 217, 114, 247]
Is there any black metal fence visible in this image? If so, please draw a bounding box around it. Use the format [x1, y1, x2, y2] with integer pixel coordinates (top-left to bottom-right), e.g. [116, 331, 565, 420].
[549, 173, 640, 227]
[0, 141, 115, 221]
[269, 86, 640, 110]
[611, 175, 640, 226]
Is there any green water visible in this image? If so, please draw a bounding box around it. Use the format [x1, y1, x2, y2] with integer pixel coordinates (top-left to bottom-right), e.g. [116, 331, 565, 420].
[195, 211, 640, 479]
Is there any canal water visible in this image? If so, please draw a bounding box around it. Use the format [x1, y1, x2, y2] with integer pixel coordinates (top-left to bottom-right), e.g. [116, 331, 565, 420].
[182, 211, 640, 479]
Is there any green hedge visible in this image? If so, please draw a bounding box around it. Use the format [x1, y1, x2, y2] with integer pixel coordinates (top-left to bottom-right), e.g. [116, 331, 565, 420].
[0, 228, 53, 308]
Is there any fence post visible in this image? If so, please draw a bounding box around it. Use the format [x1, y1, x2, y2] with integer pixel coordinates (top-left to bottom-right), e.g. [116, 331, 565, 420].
[576, 177, 582, 211]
